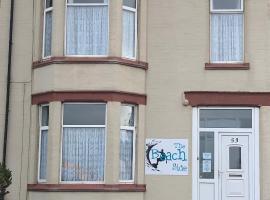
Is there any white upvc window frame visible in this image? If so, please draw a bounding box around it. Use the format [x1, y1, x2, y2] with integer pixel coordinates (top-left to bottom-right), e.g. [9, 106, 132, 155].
[210, 0, 244, 64]
[122, 0, 138, 60]
[119, 104, 137, 183]
[210, 0, 244, 13]
[60, 102, 107, 184]
[42, 0, 53, 59]
[64, 0, 109, 57]
[37, 104, 49, 183]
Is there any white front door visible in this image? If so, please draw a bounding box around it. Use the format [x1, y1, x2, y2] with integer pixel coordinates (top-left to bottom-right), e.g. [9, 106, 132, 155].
[193, 108, 259, 200]
[219, 134, 249, 200]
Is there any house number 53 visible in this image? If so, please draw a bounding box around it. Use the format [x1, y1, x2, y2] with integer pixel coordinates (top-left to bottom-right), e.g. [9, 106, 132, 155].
[231, 138, 239, 143]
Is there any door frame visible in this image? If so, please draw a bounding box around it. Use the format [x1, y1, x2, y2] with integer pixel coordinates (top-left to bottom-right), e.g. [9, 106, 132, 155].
[192, 107, 260, 200]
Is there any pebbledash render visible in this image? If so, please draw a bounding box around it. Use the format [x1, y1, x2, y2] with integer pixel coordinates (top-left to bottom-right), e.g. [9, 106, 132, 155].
[0, 0, 270, 200]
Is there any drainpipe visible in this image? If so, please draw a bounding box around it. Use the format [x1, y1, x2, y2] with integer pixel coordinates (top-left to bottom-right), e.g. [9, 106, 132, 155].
[3, 0, 15, 165]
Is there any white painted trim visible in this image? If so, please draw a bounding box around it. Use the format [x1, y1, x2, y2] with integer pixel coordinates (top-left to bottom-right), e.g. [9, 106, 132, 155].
[37, 104, 49, 183]
[119, 104, 137, 183]
[66, 4, 108, 6]
[59, 102, 107, 184]
[254, 108, 260, 200]
[64, 102, 106, 105]
[192, 107, 198, 200]
[42, 0, 53, 59]
[63, 125, 106, 128]
[210, 0, 244, 12]
[123, 6, 136, 12]
[198, 107, 252, 110]
[64, 0, 109, 56]
[61, 54, 108, 57]
[193, 107, 260, 200]
[122, 0, 137, 60]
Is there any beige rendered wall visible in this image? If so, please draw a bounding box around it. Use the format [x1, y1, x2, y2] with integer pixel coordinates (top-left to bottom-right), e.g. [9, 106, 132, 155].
[2, 0, 270, 200]
[1, 0, 33, 200]
[146, 0, 270, 200]
[260, 107, 270, 200]
[33, 64, 146, 94]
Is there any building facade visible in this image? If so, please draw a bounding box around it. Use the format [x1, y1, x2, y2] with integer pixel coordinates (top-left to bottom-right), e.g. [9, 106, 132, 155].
[0, 0, 270, 200]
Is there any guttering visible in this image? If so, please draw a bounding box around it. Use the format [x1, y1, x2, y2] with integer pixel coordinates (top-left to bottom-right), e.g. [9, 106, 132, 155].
[3, 0, 15, 165]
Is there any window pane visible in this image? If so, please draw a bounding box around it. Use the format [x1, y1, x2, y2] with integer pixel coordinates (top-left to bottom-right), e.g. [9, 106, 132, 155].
[44, 11, 52, 57]
[200, 109, 252, 128]
[123, 0, 136, 8]
[63, 104, 106, 125]
[121, 105, 135, 127]
[66, 5, 109, 55]
[61, 127, 105, 181]
[46, 0, 53, 8]
[68, 0, 107, 3]
[39, 130, 48, 180]
[41, 106, 49, 126]
[213, 0, 241, 10]
[229, 146, 241, 169]
[199, 132, 214, 179]
[211, 13, 243, 62]
[122, 9, 136, 58]
[120, 130, 134, 180]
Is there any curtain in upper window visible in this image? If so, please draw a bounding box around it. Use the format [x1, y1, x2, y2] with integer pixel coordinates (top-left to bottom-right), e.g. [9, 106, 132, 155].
[122, 10, 136, 58]
[66, 2, 109, 56]
[122, 0, 136, 59]
[43, 0, 53, 58]
[211, 14, 243, 62]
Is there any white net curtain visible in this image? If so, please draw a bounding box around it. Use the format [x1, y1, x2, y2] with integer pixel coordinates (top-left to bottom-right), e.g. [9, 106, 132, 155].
[211, 13, 243, 62]
[66, 5, 109, 55]
[61, 127, 105, 182]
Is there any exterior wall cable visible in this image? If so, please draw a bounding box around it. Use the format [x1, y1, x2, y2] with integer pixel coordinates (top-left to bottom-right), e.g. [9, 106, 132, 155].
[3, 0, 15, 165]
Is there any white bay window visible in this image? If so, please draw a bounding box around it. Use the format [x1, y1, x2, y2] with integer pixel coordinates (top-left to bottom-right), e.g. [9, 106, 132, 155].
[43, 0, 53, 58]
[122, 0, 137, 59]
[38, 105, 49, 182]
[119, 104, 136, 182]
[61, 103, 106, 182]
[66, 0, 109, 56]
[210, 0, 244, 63]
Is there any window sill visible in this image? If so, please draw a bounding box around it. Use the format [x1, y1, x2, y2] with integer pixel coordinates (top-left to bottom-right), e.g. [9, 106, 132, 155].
[205, 63, 250, 70]
[32, 56, 148, 70]
[27, 184, 146, 192]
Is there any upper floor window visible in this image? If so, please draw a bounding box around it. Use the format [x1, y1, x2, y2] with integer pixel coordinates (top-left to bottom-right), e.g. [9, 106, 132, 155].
[43, 0, 53, 58]
[210, 0, 244, 63]
[119, 104, 136, 182]
[122, 0, 137, 59]
[38, 105, 49, 182]
[61, 103, 106, 182]
[66, 0, 109, 56]
[211, 0, 243, 12]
